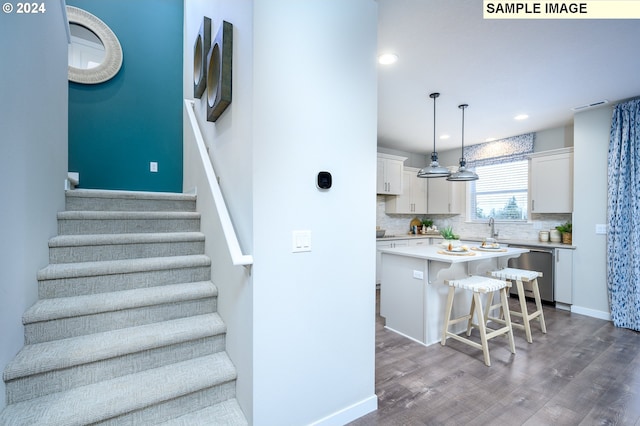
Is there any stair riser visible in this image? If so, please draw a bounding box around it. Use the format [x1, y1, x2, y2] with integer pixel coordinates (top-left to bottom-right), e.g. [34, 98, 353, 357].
[66, 197, 196, 212]
[58, 218, 201, 235]
[25, 298, 217, 344]
[49, 241, 205, 264]
[97, 381, 236, 426]
[39, 266, 211, 298]
[6, 335, 226, 404]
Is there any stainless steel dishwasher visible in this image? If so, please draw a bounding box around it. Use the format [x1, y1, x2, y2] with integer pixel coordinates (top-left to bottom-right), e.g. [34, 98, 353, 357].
[507, 245, 554, 303]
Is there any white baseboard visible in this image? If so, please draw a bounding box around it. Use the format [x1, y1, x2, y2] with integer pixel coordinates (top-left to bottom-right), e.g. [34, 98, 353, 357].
[571, 305, 611, 321]
[309, 394, 378, 426]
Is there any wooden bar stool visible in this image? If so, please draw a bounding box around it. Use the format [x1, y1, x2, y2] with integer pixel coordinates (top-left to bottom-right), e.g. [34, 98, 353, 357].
[488, 268, 547, 343]
[441, 275, 515, 367]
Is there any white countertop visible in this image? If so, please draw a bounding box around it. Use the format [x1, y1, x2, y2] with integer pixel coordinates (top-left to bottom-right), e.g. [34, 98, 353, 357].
[377, 234, 575, 250]
[378, 244, 529, 263]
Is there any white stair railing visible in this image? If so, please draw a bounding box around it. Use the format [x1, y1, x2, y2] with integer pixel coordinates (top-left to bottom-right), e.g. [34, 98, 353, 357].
[183, 99, 253, 267]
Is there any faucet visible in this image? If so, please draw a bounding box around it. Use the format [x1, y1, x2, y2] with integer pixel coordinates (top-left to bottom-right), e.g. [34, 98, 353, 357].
[488, 217, 498, 238]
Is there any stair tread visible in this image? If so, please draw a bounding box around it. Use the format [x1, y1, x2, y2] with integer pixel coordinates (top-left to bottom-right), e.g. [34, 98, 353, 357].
[37, 254, 211, 280]
[4, 313, 225, 381]
[23, 281, 217, 324]
[0, 353, 236, 426]
[58, 210, 201, 219]
[49, 232, 206, 247]
[66, 189, 197, 202]
[156, 399, 247, 426]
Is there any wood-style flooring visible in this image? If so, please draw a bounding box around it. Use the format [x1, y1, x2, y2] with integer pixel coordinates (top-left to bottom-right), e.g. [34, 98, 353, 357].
[349, 291, 640, 426]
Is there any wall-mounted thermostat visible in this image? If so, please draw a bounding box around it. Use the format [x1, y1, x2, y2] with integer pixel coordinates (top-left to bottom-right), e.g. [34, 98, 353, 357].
[317, 171, 332, 189]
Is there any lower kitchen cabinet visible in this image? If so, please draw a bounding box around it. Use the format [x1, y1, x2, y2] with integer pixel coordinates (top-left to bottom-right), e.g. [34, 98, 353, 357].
[554, 248, 573, 308]
[376, 240, 409, 286]
[376, 238, 432, 285]
[409, 238, 430, 247]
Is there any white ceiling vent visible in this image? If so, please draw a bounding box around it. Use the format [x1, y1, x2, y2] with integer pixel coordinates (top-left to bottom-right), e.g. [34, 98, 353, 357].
[571, 100, 609, 111]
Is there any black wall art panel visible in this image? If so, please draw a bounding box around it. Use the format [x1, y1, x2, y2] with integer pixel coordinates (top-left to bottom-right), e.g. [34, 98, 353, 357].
[206, 21, 233, 122]
[193, 17, 211, 99]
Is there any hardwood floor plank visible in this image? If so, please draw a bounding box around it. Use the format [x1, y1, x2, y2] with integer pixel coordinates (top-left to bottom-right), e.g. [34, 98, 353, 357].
[350, 291, 640, 426]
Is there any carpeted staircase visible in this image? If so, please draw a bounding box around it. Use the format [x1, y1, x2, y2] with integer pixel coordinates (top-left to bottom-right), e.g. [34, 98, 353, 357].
[0, 189, 247, 425]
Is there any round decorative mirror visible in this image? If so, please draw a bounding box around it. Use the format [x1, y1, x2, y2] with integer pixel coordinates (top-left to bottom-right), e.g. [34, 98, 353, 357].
[66, 6, 122, 84]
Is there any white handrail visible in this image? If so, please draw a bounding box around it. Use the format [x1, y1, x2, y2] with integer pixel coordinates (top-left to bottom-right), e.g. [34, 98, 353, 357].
[184, 99, 253, 267]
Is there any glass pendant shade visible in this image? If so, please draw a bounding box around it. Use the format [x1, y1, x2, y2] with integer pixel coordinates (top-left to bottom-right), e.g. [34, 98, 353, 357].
[417, 92, 451, 178]
[447, 103, 479, 182]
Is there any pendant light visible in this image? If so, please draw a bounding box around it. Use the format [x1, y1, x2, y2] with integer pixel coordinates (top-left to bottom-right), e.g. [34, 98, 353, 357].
[417, 92, 451, 178]
[447, 103, 479, 182]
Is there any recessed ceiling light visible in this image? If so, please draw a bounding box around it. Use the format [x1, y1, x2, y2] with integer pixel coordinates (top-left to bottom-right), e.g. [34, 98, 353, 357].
[514, 114, 529, 120]
[440, 134, 450, 140]
[485, 137, 497, 142]
[378, 53, 398, 65]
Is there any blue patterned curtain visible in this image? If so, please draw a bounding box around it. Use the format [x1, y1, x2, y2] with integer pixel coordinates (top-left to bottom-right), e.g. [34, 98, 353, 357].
[608, 98, 640, 331]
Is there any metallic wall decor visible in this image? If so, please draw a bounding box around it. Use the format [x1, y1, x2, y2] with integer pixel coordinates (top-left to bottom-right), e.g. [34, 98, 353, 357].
[206, 21, 233, 122]
[193, 17, 211, 99]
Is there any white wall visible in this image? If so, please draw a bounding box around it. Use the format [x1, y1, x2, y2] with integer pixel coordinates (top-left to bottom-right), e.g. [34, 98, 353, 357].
[183, 0, 255, 420]
[535, 124, 573, 152]
[0, 0, 68, 410]
[252, 1, 378, 424]
[572, 105, 612, 318]
[184, 1, 378, 424]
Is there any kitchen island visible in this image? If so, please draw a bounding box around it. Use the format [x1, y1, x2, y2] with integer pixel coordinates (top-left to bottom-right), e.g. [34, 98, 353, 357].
[378, 244, 529, 346]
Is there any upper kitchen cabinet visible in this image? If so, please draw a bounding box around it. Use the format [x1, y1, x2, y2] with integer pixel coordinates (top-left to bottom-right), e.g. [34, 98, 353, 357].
[529, 148, 573, 213]
[386, 167, 428, 214]
[427, 175, 463, 214]
[377, 153, 407, 195]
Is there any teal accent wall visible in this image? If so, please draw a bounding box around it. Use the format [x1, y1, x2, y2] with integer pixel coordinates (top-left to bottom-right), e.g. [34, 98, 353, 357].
[68, 0, 183, 192]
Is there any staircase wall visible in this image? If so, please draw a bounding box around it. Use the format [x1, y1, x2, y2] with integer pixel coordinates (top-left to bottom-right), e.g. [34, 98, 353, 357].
[184, 1, 378, 423]
[183, 1, 256, 423]
[0, 1, 69, 411]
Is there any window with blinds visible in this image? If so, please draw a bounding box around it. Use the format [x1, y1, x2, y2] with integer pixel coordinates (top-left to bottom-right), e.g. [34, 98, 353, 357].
[470, 160, 528, 221]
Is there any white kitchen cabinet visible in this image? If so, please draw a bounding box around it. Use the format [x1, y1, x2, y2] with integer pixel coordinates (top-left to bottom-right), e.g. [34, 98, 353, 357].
[386, 167, 428, 214]
[408, 238, 430, 247]
[529, 148, 573, 213]
[427, 176, 463, 214]
[376, 239, 409, 285]
[554, 248, 573, 307]
[377, 153, 406, 195]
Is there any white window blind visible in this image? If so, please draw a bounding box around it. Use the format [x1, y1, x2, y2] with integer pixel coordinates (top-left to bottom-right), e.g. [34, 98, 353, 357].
[470, 160, 528, 221]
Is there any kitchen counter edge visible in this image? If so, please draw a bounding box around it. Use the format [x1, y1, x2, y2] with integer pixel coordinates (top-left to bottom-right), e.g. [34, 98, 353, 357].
[377, 235, 576, 249]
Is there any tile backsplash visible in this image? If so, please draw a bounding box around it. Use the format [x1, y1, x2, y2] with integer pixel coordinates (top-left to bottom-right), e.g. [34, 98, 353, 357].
[377, 195, 571, 242]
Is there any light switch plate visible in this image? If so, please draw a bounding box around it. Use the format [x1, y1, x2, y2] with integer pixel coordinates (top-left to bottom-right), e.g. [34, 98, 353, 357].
[150, 162, 158, 172]
[595, 224, 607, 234]
[292, 230, 312, 253]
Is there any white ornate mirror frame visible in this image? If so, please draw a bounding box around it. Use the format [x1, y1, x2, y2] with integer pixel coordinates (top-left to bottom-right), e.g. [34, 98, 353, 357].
[66, 6, 123, 84]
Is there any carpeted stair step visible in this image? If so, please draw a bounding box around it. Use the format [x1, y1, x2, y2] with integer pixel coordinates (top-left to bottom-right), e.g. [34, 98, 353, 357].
[156, 398, 248, 426]
[65, 189, 197, 212]
[57, 211, 201, 235]
[48, 232, 206, 263]
[38, 254, 211, 298]
[5, 313, 227, 404]
[24, 281, 217, 344]
[0, 352, 237, 426]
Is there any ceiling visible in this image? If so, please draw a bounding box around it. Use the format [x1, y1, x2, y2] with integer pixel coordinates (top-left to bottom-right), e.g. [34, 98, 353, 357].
[377, 0, 640, 155]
